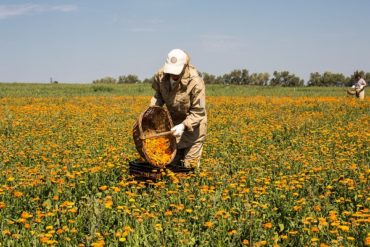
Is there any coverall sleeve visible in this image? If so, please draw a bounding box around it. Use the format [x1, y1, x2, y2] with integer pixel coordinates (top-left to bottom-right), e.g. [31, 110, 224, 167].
[150, 75, 165, 107]
[182, 79, 206, 132]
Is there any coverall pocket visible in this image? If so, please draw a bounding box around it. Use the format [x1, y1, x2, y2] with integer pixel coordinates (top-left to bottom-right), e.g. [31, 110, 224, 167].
[175, 97, 190, 112]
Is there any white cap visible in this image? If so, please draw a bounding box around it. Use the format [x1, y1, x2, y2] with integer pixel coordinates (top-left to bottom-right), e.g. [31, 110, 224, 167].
[163, 49, 188, 75]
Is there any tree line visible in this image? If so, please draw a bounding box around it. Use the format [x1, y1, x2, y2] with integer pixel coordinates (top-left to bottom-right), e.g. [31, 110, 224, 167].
[92, 70, 370, 87]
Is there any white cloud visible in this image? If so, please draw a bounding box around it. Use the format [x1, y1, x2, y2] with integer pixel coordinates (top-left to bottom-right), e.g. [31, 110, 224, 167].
[0, 4, 77, 19]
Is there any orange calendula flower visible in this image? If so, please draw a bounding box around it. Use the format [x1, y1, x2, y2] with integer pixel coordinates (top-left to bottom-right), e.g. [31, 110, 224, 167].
[144, 137, 173, 166]
[338, 225, 350, 232]
[203, 221, 213, 228]
[99, 185, 108, 191]
[20, 211, 33, 219]
[164, 210, 173, 216]
[91, 239, 105, 247]
[263, 222, 273, 229]
[13, 191, 24, 198]
[365, 236, 370, 246]
[105, 200, 113, 209]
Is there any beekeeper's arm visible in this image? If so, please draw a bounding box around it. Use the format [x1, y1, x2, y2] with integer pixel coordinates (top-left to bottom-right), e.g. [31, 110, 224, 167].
[361, 78, 367, 88]
[182, 78, 206, 132]
[150, 74, 164, 107]
[357, 78, 367, 92]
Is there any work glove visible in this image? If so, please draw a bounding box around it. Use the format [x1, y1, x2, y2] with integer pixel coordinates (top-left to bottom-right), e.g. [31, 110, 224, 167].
[356, 86, 364, 93]
[171, 123, 185, 137]
[149, 96, 158, 106]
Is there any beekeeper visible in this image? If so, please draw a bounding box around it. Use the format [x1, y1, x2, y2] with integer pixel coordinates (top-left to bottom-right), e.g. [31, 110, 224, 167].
[353, 74, 367, 100]
[150, 49, 207, 168]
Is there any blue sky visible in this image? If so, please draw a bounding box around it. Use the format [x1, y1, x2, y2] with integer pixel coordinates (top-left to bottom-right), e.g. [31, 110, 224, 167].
[0, 0, 369, 83]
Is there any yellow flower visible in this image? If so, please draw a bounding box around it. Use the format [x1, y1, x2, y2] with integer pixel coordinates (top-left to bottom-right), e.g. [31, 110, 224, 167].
[280, 235, 288, 240]
[13, 191, 24, 198]
[164, 210, 173, 216]
[144, 137, 173, 167]
[68, 207, 78, 213]
[203, 221, 213, 228]
[155, 224, 162, 231]
[338, 225, 349, 232]
[20, 211, 33, 219]
[45, 225, 53, 230]
[99, 185, 108, 191]
[263, 222, 273, 229]
[104, 199, 113, 209]
[311, 226, 319, 232]
[91, 239, 105, 247]
[365, 236, 370, 246]
[256, 240, 267, 246]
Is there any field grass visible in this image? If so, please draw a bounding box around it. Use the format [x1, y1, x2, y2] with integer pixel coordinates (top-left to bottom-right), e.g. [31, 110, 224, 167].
[0, 83, 350, 97]
[0, 84, 369, 246]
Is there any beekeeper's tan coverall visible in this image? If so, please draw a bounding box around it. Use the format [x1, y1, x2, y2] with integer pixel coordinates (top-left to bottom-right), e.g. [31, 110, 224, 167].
[355, 78, 367, 100]
[151, 64, 207, 168]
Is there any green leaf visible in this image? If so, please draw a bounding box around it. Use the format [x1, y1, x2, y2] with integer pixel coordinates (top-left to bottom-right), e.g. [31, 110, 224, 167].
[279, 223, 284, 232]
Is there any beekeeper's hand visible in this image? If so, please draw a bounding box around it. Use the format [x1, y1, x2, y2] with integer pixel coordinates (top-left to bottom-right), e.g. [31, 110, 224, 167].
[356, 85, 364, 93]
[171, 124, 185, 137]
[149, 96, 158, 106]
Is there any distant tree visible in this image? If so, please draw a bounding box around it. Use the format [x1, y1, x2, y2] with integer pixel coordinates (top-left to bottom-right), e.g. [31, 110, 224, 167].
[221, 69, 250, 85]
[142, 76, 155, 84]
[118, 74, 141, 84]
[240, 69, 250, 85]
[229, 70, 240, 84]
[214, 76, 223, 84]
[322, 72, 348, 87]
[221, 73, 231, 85]
[201, 72, 217, 84]
[308, 72, 322, 86]
[249, 72, 270, 86]
[92, 76, 117, 84]
[270, 71, 304, 87]
[308, 71, 349, 87]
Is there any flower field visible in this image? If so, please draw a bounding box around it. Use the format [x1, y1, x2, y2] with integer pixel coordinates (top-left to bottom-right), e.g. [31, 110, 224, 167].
[0, 94, 369, 246]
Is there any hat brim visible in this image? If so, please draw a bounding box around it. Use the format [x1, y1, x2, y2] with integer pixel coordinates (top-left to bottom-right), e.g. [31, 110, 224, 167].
[163, 63, 184, 75]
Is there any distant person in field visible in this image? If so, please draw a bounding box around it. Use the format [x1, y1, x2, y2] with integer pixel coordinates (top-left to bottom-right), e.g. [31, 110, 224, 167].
[149, 49, 207, 169]
[348, 74, 367, 100]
